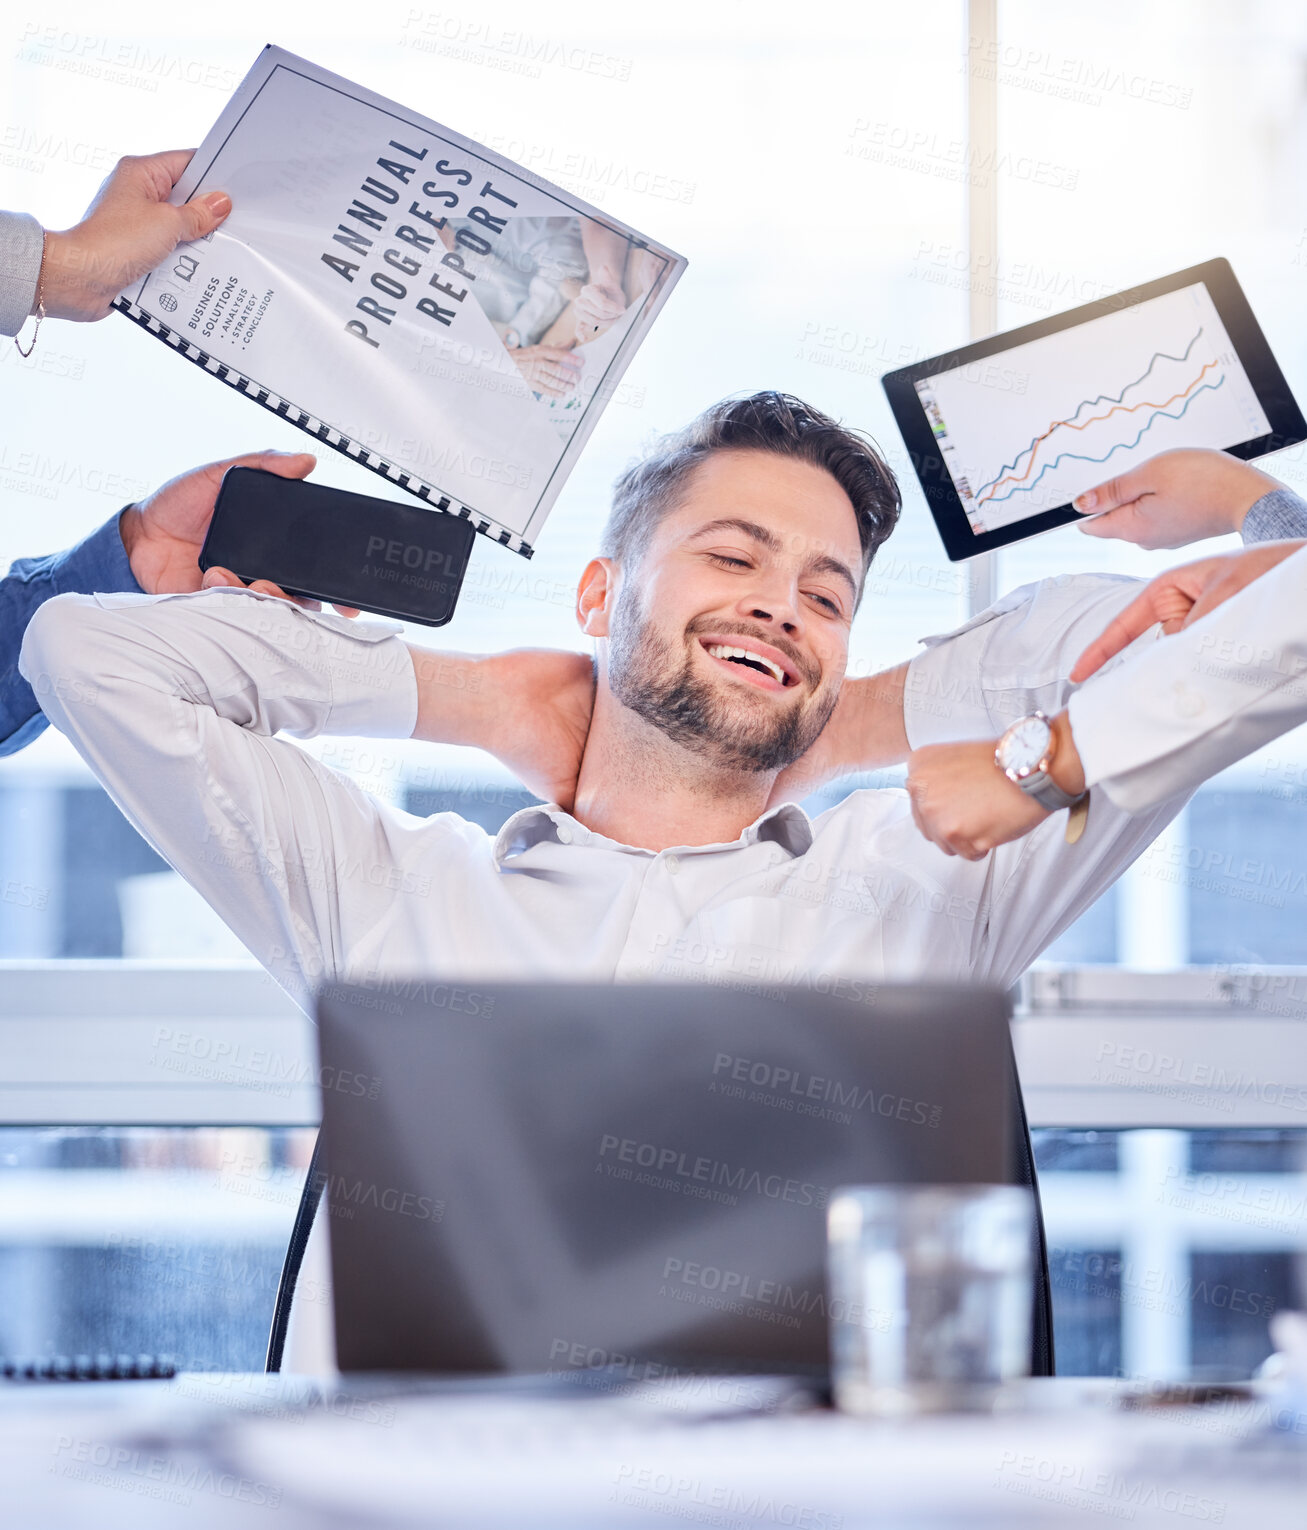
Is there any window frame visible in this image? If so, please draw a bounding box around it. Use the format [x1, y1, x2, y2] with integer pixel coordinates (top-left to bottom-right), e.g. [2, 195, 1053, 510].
[3, 960, 1306, 1130]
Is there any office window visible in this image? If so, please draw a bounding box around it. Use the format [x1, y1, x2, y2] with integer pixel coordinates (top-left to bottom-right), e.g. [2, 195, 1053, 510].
[1186, 788, 1307, 964]
[0, 1121, 1300, 1380]
[0, 1128, 314, 1370]
[1033, 1128, 1307, 1380]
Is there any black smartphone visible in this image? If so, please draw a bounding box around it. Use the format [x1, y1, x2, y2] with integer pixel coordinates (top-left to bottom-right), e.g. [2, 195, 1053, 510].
[199, 468, 476, 626]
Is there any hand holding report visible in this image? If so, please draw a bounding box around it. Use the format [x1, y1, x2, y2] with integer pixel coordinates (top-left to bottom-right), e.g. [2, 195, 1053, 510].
[39, 149, 232, 323]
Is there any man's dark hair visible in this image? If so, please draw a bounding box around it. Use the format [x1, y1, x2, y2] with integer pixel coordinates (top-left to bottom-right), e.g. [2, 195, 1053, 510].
[601, 392, 901, 600]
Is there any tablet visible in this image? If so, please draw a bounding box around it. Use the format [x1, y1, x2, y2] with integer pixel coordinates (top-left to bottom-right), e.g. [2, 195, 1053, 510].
[882, 259, 1306, 561]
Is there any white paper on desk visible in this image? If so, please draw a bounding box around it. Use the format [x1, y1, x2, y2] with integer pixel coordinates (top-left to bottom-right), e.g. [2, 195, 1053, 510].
[117, 45, 686, 558]
[221, 1397, 1131, 1529]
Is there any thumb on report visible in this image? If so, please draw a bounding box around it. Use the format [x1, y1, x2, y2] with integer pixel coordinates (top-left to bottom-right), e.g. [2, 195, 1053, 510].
[175, 190, 232, 242]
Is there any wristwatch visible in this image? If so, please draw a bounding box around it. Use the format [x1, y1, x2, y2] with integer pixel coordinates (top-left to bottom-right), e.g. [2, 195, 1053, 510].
[994, 711, 1086, 812]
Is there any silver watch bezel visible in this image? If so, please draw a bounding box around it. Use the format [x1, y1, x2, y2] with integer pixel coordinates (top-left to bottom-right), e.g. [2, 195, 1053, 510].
[995, 711, 1053, 785]
[995, 711, 1085, 812]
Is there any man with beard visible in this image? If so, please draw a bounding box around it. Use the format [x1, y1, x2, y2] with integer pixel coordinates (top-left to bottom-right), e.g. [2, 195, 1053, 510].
[20, 391, 1190, 1009]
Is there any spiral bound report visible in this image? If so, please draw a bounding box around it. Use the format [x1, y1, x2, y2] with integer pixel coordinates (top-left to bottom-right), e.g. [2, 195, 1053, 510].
[116, 46, 686, 562]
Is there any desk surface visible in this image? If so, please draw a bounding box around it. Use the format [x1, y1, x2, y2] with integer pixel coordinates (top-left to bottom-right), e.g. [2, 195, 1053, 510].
[2, 1373, 1303, 1528]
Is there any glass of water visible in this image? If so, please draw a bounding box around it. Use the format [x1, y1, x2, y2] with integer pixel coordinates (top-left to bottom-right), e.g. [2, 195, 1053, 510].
[826, 1185, 1034, 1415]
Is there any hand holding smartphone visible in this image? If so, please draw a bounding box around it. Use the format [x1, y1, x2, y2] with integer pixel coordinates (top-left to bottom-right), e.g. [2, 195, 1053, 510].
[200, 469, 475, 626]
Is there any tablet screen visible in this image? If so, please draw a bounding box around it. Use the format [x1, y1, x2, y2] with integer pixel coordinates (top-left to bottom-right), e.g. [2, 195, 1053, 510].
[916, 282, 1269, 534]
[882, 260, 1304, 560]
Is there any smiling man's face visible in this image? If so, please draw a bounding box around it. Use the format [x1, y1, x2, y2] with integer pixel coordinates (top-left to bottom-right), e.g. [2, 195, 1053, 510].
[603, 448, 864, 773]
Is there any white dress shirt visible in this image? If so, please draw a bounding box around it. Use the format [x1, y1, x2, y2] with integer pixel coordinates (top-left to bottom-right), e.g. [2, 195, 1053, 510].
[1071, 542, 1307, 813]
[20, 574, 1181, 1015]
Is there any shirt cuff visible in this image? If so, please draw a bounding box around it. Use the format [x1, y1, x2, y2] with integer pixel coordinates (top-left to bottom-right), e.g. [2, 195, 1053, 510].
[902, 633, 996, 749]
[51, 510, 143, 598]
[1241, 486, 1307, 544]
[320, 614, 420, 739]
[0, 211, 44, 337]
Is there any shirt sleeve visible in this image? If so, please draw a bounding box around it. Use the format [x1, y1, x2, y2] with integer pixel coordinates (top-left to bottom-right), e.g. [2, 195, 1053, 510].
[1241, 485, 1307, 543]
[1069, 542, 1307, 813]
[0, 211, 44, 336]
[19, 589, 420, 1009]
[0, 512, 143, 756]
[902, 572, 1187, 987]
[904, 571, 1153, 746]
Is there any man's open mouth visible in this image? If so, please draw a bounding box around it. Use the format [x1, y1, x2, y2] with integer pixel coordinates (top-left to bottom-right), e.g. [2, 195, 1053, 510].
[698, 637, 799, 692]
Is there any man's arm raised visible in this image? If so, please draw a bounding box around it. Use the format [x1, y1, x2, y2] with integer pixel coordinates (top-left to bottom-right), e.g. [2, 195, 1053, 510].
[409, 646, 595, 811]
[767, 664, 909, 807]
[1, 450, 318, 756]
[905, 538, 1307, 854]
[19, 588, 420, 1010]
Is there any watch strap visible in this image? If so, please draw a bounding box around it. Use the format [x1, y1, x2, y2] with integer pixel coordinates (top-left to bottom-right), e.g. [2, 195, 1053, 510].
[1019, 770, 1086, 812]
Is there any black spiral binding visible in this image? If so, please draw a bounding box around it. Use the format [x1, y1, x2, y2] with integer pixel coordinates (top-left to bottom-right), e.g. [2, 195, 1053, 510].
[111, 298, 534, 561]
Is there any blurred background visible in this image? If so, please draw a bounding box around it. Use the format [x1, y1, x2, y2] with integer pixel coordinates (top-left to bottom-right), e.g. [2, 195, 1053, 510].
[1, 0, 1305, 1379]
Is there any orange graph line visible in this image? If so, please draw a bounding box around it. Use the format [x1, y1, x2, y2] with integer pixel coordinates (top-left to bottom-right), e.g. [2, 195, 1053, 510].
[977, 359, 1221, 505]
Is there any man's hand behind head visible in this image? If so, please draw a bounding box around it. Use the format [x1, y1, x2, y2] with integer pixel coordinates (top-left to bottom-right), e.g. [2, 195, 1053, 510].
[40, 150, 231, 323]
[120, 450, 316, 596]
[1072, 448, 1280, 550]
[409, 648, 597, 813]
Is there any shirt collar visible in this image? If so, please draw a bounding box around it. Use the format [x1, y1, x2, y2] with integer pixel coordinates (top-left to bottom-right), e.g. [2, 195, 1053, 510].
[492, 800, 814, 866]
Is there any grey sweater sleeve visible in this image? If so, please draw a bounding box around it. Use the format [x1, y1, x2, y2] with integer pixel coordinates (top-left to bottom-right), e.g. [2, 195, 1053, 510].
[0, 211, 44, 337]
[1242, 485, 1307, 543]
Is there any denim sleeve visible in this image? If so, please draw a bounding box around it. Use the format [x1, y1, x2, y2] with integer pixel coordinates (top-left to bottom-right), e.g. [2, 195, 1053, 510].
[0, 512, 142, 754]
[1241, 485, 1307, 543]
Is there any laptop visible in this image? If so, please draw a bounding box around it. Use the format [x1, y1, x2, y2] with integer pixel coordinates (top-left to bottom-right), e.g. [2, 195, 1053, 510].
[314, 981, 1017, 1379]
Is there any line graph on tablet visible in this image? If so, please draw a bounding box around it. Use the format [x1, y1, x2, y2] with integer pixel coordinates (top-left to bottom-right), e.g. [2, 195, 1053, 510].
[914, 283, 1271, 534]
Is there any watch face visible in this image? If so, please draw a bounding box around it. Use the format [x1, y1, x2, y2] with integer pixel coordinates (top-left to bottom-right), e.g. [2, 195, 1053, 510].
[998, 714, 1052, 775]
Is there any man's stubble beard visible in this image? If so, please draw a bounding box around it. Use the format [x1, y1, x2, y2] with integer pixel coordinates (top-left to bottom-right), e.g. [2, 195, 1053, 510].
[606, 594, 839, 774]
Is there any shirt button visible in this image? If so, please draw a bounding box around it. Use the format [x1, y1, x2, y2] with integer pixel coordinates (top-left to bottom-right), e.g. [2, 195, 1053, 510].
[1174, 683, 1205, 719]
[665, 854, 680, 874]
[556, 825, 573, 844]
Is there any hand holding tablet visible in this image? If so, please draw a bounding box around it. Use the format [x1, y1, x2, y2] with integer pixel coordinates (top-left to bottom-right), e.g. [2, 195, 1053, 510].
[882, 259, 1305, 561]
[1071, 447, 1284, 549]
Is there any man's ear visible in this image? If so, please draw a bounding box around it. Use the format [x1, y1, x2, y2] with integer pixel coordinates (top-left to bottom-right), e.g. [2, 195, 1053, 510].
[576, 557, 616, 636]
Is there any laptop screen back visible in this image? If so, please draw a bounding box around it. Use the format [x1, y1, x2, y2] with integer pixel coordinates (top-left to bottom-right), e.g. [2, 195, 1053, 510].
[315, 981, 1014, 1377]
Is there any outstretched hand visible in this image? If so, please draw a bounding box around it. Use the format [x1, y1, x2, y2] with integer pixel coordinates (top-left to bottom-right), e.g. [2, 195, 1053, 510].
[120, 448, 312, 590]
[40, 150, 231, 322]
[1070, 539, 1307, 682]
[1072, 448, 1280, 550]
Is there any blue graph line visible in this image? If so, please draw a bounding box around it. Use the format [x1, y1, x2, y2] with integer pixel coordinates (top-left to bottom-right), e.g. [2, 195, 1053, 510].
[981, 374, 1227, 506]
[975, 326, 1207, 500]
